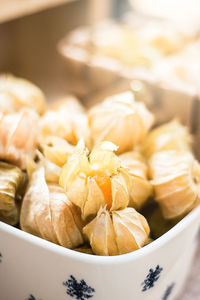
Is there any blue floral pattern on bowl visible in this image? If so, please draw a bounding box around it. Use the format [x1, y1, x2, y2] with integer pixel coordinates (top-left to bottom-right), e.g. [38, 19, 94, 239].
[26, 295, 40, 300]
[63, 275, 95, 300]
[141, 265, 163, 291]
[162, 283, 175, 300]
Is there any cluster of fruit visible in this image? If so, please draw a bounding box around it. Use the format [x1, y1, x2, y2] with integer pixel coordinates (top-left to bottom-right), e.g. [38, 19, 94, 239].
[1, 74, 199, 256]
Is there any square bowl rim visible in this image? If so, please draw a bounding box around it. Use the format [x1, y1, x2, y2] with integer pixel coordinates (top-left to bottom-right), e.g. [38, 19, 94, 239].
[1, 205, 200, 265]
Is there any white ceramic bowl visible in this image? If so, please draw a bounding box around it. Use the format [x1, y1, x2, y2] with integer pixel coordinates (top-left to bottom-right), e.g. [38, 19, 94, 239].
[1, 204, 200, 300]
[1, 81, 200, 300]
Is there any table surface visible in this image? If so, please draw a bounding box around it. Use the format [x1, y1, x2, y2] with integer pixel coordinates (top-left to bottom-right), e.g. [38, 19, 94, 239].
[177, 239, 200, 299]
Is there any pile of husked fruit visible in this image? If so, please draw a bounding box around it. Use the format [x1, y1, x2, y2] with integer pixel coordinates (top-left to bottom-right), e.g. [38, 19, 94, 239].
[1, 74, 199, 256]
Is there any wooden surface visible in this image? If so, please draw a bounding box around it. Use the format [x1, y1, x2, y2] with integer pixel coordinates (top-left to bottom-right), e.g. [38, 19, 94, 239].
[0, 0, 88, 99]
[0, 0, 76, 23]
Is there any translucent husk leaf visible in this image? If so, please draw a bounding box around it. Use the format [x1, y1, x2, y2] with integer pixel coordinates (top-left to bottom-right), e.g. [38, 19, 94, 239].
[0, 108, 39, 169]
[119, 151, 148, 178]
[0, 162, 26, 225]
[26, 150, 61, 184]
[48, 185, 84, 248]
[20, 167, 84, 248]
[88, 91, 154, 154]
[40, 136, 74, 167]
[110, 172, 130, 211]
[20, 166, 58, 241]
[60, 141, 130, 220]
[89, 141, 120, 175]
[40, 96, 91, 148]
[83, 208, 118, 256]
[83, 176, 107, 220]
[60, 140, 90, 190]
[128, 174, 153, 210]
[149, 150, 200, 219]
[141, 120, 191, 158]
[0, 74, 46, 115]
[83, 207, 150, 256]
[119, 151, 153, 209]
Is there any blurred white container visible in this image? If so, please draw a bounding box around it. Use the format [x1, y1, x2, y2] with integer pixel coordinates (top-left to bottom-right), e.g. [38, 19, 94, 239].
[130, 0, 200, 28]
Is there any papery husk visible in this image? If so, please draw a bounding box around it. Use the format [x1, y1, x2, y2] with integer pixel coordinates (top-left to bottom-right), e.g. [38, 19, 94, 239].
[141, 120, 191, 158]
[0, 108, 39, 169]
[0, 162, 26, 225]
[119, 151, 153, 209]
[122, 170, 153, 210]
[119, 151, 148, 179]
[40, 96, 91, 148]
[0, 74, 46, 114]
[60, 141, 129, 220]
[26, 150, 61, 184]
[50, 97, 84, 113]
[149, 150, 200, 219]
[0, 91, 20, 114]
[20, 167, 84, 248]
[40, 136, 74, 167]
[89, 141, 121, 174]
[88, 91, 154, 154]
[60, 141, 152, 219]
[83, 207, 150, 256]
